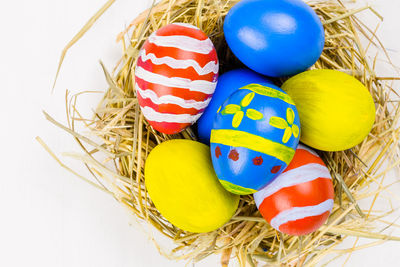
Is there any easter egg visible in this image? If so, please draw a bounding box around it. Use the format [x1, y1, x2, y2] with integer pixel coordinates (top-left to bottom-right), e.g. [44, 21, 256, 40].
[223, 0, 325, 77]
[282, 69, 376, 151]
[145, 139, 239, 233]
[135, 23, 219, 134]
[254, 144, 334, 236]
[210, 83, 300, 195]
[197, 68, 274, 144]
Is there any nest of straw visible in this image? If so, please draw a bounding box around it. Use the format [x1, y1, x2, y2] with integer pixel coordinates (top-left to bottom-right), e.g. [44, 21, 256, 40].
[41, 0, 400, 266]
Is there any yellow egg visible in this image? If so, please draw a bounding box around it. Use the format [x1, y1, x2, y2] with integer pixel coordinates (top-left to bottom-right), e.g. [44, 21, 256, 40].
[145, 139, 239, 233]
[282, 69, 375, 151]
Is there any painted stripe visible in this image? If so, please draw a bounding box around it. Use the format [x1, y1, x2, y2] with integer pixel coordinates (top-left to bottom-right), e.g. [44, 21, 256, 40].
[143, 42, 217, 67]
[240, 84, 295, 105]
[254, 163, 331, 207]
[141, 105, 202, 124]
[278, 211, 330, 235]
[135, 76, 210, 101]
[297, 144, 319, 157]
[139, 49, 218, 75]
[137, 93, 204, 116]
[270, 199, 334, 231]
[135, 66, 216, 94]
[210, 129, 295, 164]
[258, 178, 334, 222]
[137, 56, 217, 82]
[172, 22, 200, 30]
[219, 179, 257, 195]
[148, 33, 215, 54]
[136, 83, 211, 110]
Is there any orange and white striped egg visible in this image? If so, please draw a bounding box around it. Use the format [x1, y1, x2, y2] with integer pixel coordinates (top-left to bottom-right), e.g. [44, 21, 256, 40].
[135, 23, 219, 134]
[253, 144, 334, 236]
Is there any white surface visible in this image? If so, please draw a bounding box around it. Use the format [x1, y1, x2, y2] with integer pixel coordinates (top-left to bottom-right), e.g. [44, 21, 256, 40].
[1, 0, 400, 266]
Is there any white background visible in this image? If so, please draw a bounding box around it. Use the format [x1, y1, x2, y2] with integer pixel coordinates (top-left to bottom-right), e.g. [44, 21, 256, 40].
[1, 0, 400, 266]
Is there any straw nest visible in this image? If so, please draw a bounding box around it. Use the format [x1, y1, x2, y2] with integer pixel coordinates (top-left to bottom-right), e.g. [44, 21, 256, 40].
[40, 0, 400, 266]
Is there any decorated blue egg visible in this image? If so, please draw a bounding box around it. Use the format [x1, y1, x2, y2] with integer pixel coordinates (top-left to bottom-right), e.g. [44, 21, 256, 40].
[223, 0, 325, 77]
[197, 68, 273, 144]
[210, 83, 300, 195]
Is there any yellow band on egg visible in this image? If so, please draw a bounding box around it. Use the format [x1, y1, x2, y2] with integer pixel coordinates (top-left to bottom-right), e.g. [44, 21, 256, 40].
[219, 180, 257, 195]
[211, 129, 295, 164]
[240, 84, 295, 105]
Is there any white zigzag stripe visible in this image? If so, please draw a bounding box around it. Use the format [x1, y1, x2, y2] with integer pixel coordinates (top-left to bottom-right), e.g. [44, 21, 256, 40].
[172, 22, 200, 30]
[270, 199, 334, 230]
[147, 32, 215, 54]
[136, 83, 211, 110]
[254, 163, 331, 208]
[139, 48, 218, 75]
[297, 144, 320, 157]
[141, 105, 202, 124]
[135, 66, 217, 94]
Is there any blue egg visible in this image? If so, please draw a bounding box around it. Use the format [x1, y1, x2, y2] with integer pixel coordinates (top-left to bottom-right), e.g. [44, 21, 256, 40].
[210, 83, 300, 195]
[224, 0, 325, 77]
[197, 68, 273, 144]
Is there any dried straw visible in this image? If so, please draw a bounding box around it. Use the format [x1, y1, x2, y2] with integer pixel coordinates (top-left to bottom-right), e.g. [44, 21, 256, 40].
[42, 0, 400, 266]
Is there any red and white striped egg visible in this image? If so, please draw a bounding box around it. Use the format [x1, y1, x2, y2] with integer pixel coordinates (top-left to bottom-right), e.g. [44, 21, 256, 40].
[135, 23, 219, 134]
[254, 144, 334, 236]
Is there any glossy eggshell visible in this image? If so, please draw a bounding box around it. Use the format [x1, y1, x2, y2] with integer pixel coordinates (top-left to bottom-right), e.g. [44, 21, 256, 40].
[145, 139, 239, 233]
[210, 83, 300, 195]
[197, 68, 274, 144]
[135, 23, 219, 134]
[254, 144, 334, 236]
[282, 69, 376, 151]
[224, 0, 325, 77]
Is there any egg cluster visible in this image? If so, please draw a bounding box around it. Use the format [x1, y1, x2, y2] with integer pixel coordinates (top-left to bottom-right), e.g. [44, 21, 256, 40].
[138, 0, 375, 235]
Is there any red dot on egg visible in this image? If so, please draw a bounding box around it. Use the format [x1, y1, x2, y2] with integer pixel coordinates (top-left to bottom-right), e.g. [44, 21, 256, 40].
[228, 149, 239, 161]
[215, 146, 222, 158]
[252, 156, 263, 166]
[271, 165, 281, 173]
